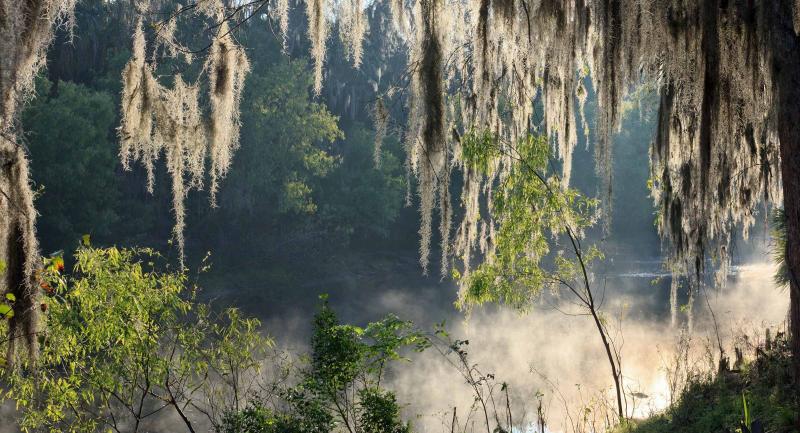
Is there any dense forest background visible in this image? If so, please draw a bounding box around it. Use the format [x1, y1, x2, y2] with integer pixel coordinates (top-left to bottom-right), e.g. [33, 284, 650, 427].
[28, 0, 673, 320]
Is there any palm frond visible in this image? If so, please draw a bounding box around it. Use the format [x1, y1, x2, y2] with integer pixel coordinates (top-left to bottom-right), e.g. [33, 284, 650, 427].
[770, 208, 789, 288]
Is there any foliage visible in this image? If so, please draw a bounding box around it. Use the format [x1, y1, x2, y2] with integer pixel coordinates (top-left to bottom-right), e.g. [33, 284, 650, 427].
[457, 132, 600, 311]
[302, 298, 426, 432]
[357, 388, 411, 433]
[220, 404, 312, 433]
[199, 57, 405, 265]
[770, 208, 789, 288]
[624, 334, 799, 433]
[23, 77, 119, 253]
[2, 245, 271, 433]
[220, 298, 427, 433]
[317, 127, 406, 242]
[460, 127, 500, 175]
[210, 59, 339, 217]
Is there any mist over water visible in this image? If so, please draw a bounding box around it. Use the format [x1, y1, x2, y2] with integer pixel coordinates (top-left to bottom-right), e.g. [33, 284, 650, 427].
[248, 241, 787, 433]
[383, 257, 786, 432]
[202, 93, 788, 431]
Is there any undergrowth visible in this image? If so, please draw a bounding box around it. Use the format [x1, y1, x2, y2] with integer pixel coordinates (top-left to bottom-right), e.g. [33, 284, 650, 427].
[622, 333, 798, 433]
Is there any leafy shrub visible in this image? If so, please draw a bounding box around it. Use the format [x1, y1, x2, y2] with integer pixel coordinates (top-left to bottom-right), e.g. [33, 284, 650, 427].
[220, 297, 425, 433]
[3, 245, 270, 433]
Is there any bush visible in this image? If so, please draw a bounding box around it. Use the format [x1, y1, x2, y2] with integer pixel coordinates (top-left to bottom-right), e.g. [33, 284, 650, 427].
[2, 245, 270, 433]
[626, 334, 799, 433]
[219, 297, 425, 433]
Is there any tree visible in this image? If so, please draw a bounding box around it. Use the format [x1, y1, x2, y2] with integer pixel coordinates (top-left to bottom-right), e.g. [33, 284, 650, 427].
[23, 78, 119, 252]
[768, 1, 800, 386]
[194, 59, 341, 259]
[315, 127, 406, 243]
[301, 298, 424, 433]
[454, 130, 625, 421]
[220, 403, 328, 433]
[0, 0, 78, 365]
[3, 245, 270, 433]
[188, 53, 405, 265]
[262, 0, 800, 388]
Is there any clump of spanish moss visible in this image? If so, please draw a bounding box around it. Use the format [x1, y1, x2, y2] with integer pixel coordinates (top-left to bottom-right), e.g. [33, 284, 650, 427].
[305, 0, 330, 94]
[207, 22, 250, 206]
[338, 0, 368, 68]
[119, 19, 158, 189]
[408, 0, 449, 274]
[156, 77, 207, 258]
[275, 0, 291, 51]
[119, 2, 249, 264]
[390, 0, 408, 33]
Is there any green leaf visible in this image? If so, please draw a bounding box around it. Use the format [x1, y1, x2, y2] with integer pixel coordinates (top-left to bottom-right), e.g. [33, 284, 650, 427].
[0, 303, 14, 318]
[5, 293, 16, 302]
[742, 392, 751, 427]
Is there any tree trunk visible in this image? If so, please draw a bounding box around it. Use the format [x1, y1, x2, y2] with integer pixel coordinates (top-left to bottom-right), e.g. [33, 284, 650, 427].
[0, 0, 65, 366]
[780, 109, 800, 387]
[590, 308, 624, 420]
[0, 145, 40, 366]
[771, 1, 800, 387]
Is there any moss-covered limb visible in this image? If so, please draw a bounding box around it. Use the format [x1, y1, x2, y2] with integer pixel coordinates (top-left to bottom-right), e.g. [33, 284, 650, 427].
[0, 141, 40, 365]
[0, 0, 77, 364]
[119, 5, 250, 266]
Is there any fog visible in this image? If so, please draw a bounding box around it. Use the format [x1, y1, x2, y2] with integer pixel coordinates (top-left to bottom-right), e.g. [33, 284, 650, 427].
[237, 238, 787, 433]
[366, 258, 785, 432]
[207, 85, 789, 432]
